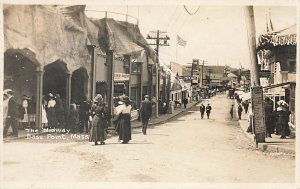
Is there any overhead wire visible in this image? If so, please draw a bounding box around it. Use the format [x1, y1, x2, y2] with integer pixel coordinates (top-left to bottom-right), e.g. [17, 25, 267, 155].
[183, 5, 200, 15]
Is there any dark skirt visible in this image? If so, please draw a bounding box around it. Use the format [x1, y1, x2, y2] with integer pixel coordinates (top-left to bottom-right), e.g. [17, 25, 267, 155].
[89, 116, 107, 143]
[47, 107, 57, 127]
[116, 114, 131, 142]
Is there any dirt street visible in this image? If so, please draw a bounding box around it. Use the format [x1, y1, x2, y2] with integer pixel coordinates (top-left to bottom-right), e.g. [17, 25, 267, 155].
[3, 94, 295, 183]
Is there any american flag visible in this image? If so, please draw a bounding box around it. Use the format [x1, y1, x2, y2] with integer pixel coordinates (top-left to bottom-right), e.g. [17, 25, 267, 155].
[177, 35, 187, 47]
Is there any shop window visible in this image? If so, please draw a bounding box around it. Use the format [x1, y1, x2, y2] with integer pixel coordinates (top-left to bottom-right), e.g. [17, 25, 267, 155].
[131, 63, 141, 74]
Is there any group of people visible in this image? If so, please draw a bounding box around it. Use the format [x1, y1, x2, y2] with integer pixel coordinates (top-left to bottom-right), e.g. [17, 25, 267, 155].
[199, 103, 212, 119]
[233, 95, 292, 139]
[3, 89, 38, 138]
[90, 94, 154, 145]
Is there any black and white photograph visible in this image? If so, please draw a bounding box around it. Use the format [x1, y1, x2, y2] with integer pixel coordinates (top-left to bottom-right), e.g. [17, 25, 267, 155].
[1, 1, 299, 188]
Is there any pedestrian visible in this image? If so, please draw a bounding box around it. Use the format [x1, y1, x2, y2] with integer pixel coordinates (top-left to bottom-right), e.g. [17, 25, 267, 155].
[237, 103, 243, 120]
[115, 96, 132, 144]
[3, 89, 19, 138]
[243, 100, 249, 114]
[230, 104, 234, 119]
[41, 96, 48, 129]
[276, 101, 290, 139]
[89, 102, 110, 145]
[183, 97, 188, 109]
[246, 106, 253, 134]
[140, 95, 152, 135]
[199, 103, 205, 119]
[206, 103, 212, 119]
[264, 97, 274, 138]
[54, 94, 66, 128]
[162, 101, 167, 114]
[47, 93, 57, 128]
[79, 96, 91, 133]
[28, 96, 36, 129]
[18, 95, 31, 129]
[68, 103, 79, 133]
[168, 99, 174, 114]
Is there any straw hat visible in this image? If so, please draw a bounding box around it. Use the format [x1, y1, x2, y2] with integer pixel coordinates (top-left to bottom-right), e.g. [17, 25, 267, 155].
[3, 89, 14, 96]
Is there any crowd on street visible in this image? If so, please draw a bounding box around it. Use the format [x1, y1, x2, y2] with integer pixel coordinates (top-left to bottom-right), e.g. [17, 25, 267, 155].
[233, 91, 292, 139]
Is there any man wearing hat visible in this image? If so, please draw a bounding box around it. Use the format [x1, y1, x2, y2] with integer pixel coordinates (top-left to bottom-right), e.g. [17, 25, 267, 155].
[140, 95, 152, 135]
[3, 89, 19, 137]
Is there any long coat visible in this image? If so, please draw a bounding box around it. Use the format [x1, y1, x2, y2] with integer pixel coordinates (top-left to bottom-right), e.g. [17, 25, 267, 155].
[89, 107, 109, 143]
[140, 99, 152, 122]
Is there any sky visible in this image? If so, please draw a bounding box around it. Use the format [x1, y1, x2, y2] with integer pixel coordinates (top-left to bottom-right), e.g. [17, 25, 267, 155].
[85, 5, 297, 69]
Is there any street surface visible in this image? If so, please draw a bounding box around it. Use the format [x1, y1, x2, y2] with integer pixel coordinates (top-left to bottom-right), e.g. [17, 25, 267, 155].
[3, 94, 295, 183]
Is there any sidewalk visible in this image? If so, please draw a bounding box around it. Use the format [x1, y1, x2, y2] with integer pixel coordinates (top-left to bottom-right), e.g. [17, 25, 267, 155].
[3, 100, 200, 142]
[131, 100, 200, 129]
[234, 100, 295, 154]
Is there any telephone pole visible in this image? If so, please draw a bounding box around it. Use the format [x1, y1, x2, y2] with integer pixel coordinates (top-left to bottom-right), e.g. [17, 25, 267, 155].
[147, 30, 170, 118]
[244, 6, 265, 143]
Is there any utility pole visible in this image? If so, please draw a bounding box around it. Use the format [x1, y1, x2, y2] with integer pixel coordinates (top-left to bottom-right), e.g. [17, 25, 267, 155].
[147, 30, 170, 118]
[244, 6, 265, 143]
[200, 60, 207, 87]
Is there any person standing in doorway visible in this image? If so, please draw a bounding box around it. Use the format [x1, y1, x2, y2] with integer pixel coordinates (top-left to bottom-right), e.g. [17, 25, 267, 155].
[79, 96, 91, 133]
[47, 93, 57, 128]
[140, 95, 152, 135]
[237, 103, 243, 120]
[55, 94, 66, 128]
[3, 89, 19, 138]
[199, 103, 205, 119]
[230, 104, 234, 119]
[206, 103, 212, 119]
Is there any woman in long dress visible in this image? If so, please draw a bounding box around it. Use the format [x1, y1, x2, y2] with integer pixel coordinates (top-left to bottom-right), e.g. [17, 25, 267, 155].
[115, 96, 132, 144]
[89, 102, 110, 145]
[47, 93, 57, 128]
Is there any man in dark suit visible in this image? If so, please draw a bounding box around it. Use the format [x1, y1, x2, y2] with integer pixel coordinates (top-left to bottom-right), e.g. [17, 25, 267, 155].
[3, 89, 19, 137]
[199, 103, 205, 119]
[140, 95, 152, 135]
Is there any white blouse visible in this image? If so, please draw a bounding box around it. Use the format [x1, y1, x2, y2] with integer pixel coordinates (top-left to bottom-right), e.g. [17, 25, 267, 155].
[48, 99, 56, 108]
[116, 104, 132, 115]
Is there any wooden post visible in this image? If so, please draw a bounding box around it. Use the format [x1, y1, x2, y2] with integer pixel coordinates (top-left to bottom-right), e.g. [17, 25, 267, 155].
[65, 72, 71, 112]
[35, 68, 44, 130]
[244, 6, 265, 143]
[106, 50, 115, 119]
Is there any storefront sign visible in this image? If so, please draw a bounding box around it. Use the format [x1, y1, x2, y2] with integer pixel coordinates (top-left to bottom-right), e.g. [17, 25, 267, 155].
[251, 86, 265, 143]
[114, 73, 130, 81]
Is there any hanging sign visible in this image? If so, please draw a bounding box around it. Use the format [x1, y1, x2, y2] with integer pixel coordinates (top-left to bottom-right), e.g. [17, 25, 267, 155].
[114, 73, 130, 81]
[251, 86, 266, 143]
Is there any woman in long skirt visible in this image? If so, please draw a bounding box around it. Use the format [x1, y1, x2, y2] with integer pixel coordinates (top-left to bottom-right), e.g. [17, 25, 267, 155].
[89, 102, 109, 145]
[47, 93, 57, 128]
[115, 96, 132, 144]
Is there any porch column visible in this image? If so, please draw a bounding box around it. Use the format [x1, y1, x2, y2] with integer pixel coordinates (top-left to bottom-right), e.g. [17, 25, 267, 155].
[106, 50, 115, 119]
[35, 67, 44, 130]
[124, 55, 131, 98]
[66, 72, 72, 112]
[88, 45, 96, 100]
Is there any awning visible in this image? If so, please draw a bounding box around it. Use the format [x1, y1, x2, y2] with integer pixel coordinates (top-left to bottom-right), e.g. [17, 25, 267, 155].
[262, 82, 292, 90]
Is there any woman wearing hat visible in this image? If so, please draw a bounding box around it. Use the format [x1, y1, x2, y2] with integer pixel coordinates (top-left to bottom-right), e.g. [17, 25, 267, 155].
[115, 96, 132, 144]
[276, 101, 291, 139]
[18, 95, 31, 129]
[89, 101, 110, 145]
[47, 93, 57, 128]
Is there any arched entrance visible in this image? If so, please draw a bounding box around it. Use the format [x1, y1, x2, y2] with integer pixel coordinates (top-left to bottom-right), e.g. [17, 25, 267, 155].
[71, 67, 88, 104]
[4, 49, 38, 102]
[43, 60, 69, 101]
